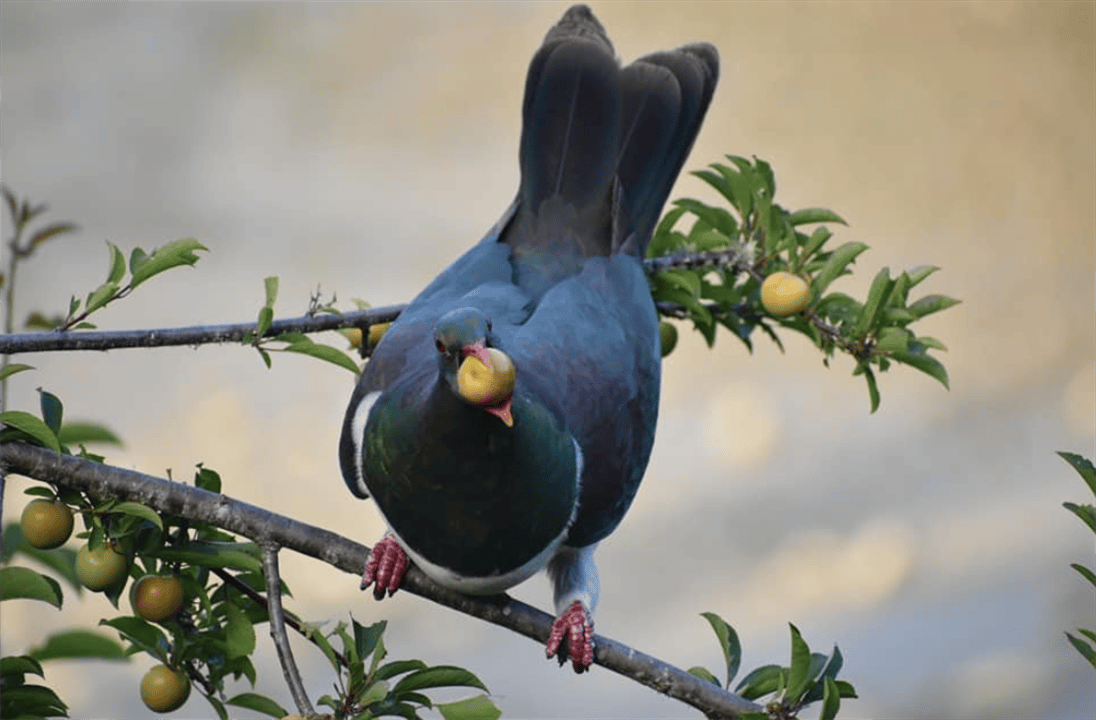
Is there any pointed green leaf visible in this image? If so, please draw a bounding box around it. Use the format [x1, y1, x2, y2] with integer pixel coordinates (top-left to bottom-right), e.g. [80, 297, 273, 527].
[811, 242, 869, 299]
[129, 246, 149, 274]
[58, 422, 123, 446]
[855, 267, 895, 334]
[787, 208, 846, 226]
[0, 684, 69, 718]
[819, 675, 841, 720]
[29, 629, 126, 662]
[801, 226, 832, 261]
[891, 349, 950, 389]
[437, 694, 502, 720]
[1066, 632, 1096, 668]
[907, 294, 961, 319]
[734, 664, 784, 700]
[0, 567, 63, 608]
[1071, 563, 1096, 588]
[256, 306, 274, 338]
[195, 466, 222, 493]
[107, 502, 163, 531]
[226, 693, 288, 718]
[0, 363, 35, 381]
[353, 619, 387, 663]
[106, 242, 126, 284]
[875, 327, 912, 353]
[263, 276, 279, 308]
[675, 198, 739, 239]
[915, 335, 948, 351]
[153, 543, 262, 573]
[129, 238, 207, 289]
[906, 265, 940, 287]
[38, 391, 63, 434]
[786, 623, 812, 703]
[392, 666, 488, 695]
[375, 659, 428, 682]
[0, 411, 62, 454]
[283, 341, 361, 374]
[84, 280, 120, 315]
[700, 611, 741, 686]
[100, 616, 169, 657]
[224, 600, 256, 660]
[0, 655, 45, 678]
[257, 347, 272, 369]
[1063, 502, 1096, 534]
[861, 364, 880, 413]
[687, 666, 722, 686]
[659, 269, 702, 298]
[1058, 452, 1096, 497]
[67, 295, 81, 317]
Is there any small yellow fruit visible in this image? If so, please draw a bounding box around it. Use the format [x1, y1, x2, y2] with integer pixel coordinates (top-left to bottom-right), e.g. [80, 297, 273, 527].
[345, 327, 364, 349]
[368, 322, 392, 348]
[21, 499, 74, 550]
[75, 543, 127, 591]
[761, 272, 810, 317]
[659, 321, 678, 357]
[457, 348, 515, 406]
[140, 664, 190, 713]
[132, 575, 185, 622]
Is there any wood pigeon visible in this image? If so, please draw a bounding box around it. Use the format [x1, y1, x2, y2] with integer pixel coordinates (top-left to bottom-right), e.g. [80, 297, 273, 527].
[339, 4, 718, 672]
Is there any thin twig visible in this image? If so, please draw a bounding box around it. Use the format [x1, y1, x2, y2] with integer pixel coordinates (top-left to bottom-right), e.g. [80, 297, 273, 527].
[262, 543, 315, 718]
[0, 442, 764, 719]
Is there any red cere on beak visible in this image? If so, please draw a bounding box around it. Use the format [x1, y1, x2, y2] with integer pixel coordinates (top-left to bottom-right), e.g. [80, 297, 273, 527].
[462, 342, 493, 369]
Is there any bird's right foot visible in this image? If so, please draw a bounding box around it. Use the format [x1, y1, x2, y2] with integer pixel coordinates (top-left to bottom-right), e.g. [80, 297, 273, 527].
[361, 536, 408, 599]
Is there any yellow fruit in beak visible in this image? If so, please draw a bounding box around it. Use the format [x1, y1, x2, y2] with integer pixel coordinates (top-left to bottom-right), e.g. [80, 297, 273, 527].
[457, 348, 515, 407]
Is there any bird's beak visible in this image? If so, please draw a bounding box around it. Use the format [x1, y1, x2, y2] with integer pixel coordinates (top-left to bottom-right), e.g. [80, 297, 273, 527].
[462, 342, 494, 369]
[485, 398, 514, 427]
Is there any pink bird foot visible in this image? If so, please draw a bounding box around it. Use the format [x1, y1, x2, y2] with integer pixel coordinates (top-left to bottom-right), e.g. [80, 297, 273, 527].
[546, 600, 594, 673]
[361, 537, 408, 600]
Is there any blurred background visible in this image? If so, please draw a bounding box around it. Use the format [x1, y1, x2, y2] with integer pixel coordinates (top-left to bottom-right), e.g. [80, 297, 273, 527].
[2, 2, 1093, 718]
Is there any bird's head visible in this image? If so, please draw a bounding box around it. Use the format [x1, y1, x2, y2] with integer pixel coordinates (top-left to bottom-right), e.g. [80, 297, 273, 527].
[434, 308, 515, 427]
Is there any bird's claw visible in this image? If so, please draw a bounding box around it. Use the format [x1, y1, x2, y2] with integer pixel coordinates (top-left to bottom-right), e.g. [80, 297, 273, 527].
[546, 600, 594, 673]
[361, 537, 408, 599]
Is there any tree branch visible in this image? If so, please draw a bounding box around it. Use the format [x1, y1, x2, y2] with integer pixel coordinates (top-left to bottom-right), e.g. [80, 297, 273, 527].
[0, 441, 763, 719]
[262, 543, 315, 717]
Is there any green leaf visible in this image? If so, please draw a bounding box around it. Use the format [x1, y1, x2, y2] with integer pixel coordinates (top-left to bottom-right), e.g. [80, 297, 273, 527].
[1058, 451, 1096, 497]
[354, 619, 388, 663]
[855, 267, 895, 334]
[392, 666, 488, 695]
[1070, 563, 1096, 589]
[195, 466, 223, 493]
[875, 327, 912, 353]
[38, 390, 63, 435]
[226, 693, 288, 718]
[801, 226, 832, 261]
[1, 655, 45, 678]
[687, 666, 721, 686]
[1066, 632, 1096, 668]
[675, 198, 739, 239]
[129, 238, 207, 289]
[735, 664, 784, 700]
[224, 600, 256, 660]
[1063, 502, 1096, 535]
[659, 269, 702, 298]
[375, 659, 428, 681]
[107, 502, 163, 531]
[891, 348, 950, 390]
[0, 567, 63, 608]
[1, 411, 62, 454]
[700, 611, 741, 686]
[863, 364, 881, 413]
[84, 280, 119, 315]
[256, 306, 274, 338]
[0, 363, 35, 381]
[437, 694, 502, 720]
[283, 341, 361, 374]
[786, 623, 812, 703]
[787, 208, 846, 226]
[29, 629, 126, 662]
[907, 294, 961, 319]
[811, 242, 869, 299]
[100, 616, 169, 657]
[0, 684, 69, 718]
[819, 676, 841, 720]
[129, 246, 149, 275]
[263, 276, 279, 308]
[915, 335, 948, 351]
[906, 264, 940, 287]
[57, 421, 123, 446]
[153, 542, 263, 573]
[106, 242, 126, 284]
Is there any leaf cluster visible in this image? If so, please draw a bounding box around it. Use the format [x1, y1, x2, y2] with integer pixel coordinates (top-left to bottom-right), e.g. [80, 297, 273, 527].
[688, 613, 856, 720]
[306, 618, 500, 720]
[1059, 451, 1096, 668]
[647, 155, 958, 411]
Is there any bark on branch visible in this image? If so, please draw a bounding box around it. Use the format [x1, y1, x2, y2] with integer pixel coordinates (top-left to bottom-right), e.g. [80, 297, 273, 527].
[0, 441, 763, 719]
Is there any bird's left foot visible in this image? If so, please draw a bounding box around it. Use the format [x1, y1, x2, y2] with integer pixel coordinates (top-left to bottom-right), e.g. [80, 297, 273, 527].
[546, 600, 594, 673]
[361, 536, 408, 600]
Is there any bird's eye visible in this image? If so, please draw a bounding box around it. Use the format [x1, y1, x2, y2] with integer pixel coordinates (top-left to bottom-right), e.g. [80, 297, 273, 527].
[435, 339, 446, 354]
